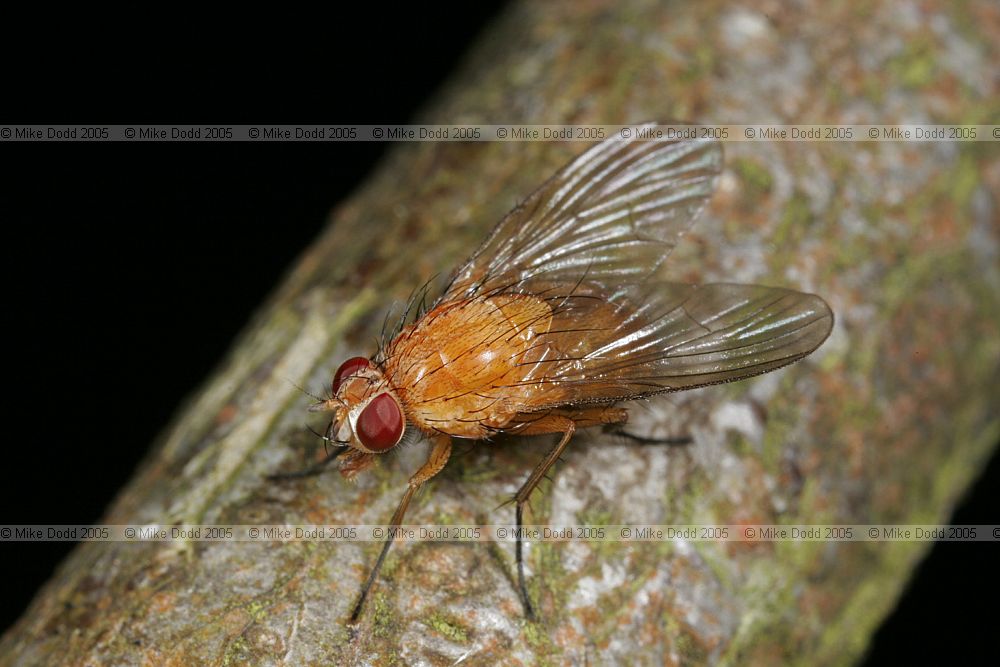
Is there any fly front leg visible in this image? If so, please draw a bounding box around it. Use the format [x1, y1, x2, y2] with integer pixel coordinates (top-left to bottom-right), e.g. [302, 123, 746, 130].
[266, 447, 348, 480]
[350, 433, 452, 625]
[507, 406, 627, 619]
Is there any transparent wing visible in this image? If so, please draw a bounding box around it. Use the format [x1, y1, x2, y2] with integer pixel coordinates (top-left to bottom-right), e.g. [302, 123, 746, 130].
[439, 124, 722, 303]
[417, 126, 832, 415]
[508, 281, 834, 411]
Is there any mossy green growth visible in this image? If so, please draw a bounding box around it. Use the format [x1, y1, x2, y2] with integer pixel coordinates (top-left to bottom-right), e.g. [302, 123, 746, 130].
[424, 611, 471, 643]
[221, 636, 251, 667]
[949, 153, 980, 209]
[532, 538, 571, 613]
[889, 35, 938, 89]
[679, 42, 716, 83]
[732, 157, 775, 200]
[668, 613, 710, 665]
[371, 592, 395, 638]
[664, 464, 708, 522]
[760, 373, 810, 470]
[576, 507, 613, 527]
[522, 617, 557, 655]
[773, 191, 813, 249]
[245, 600, 267, 622]
[719, 562, 801, 666]
[725, 430, 754, 459]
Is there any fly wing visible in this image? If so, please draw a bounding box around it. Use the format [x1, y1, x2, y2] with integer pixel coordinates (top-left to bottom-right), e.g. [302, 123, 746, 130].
[510, 282, 833, 411]
[426, 127, 832, 414]
[438, 124, 722, 303]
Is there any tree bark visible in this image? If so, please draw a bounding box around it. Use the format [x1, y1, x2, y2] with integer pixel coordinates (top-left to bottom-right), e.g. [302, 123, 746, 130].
[3, 1, 998, 665]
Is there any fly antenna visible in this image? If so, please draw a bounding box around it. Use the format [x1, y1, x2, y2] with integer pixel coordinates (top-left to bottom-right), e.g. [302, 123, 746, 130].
[286, 378, 328, 403]
[306, 424, 348, 447]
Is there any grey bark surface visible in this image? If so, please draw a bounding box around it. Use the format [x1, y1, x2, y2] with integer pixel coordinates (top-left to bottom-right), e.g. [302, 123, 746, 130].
[2, 1, 999, 665]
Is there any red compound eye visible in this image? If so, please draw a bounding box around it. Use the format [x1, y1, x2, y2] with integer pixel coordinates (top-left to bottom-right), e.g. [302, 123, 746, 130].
[332, 357, 372, 394]
[356, 393, 404, 452]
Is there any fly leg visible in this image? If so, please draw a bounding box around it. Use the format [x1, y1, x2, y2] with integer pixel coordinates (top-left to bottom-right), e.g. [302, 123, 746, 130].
[266, 447, 347, 480]
[599, 405, 691, 446]
[606, 429, 692, 446]
[508, 406, 626, 619]
[268, 419, 356, 480]
[350, 433, 452, 625]
[268, 447, 378, 481]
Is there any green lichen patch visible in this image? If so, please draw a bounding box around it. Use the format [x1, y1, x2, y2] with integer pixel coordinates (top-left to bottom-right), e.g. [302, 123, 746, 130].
[732, 157, 775, 202]
[888, 35, 938, 90]
[423, 610, 472, 644]
[371, 592, 396, 639]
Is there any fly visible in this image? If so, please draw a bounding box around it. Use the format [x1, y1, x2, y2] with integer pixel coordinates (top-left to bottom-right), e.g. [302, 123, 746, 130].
[271, 123, 834, 624]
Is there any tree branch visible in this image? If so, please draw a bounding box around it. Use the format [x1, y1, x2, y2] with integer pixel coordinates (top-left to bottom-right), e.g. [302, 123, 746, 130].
[3, 1, 998, 664]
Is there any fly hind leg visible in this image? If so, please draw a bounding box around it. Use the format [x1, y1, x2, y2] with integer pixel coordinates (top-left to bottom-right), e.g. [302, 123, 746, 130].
[506, 406, 626, 619]
[607, 428, 692, 446]
[599, 406, 692, 446]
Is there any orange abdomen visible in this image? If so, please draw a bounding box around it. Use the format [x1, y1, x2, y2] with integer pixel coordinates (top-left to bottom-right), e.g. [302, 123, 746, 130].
[384, 294, 554, 437]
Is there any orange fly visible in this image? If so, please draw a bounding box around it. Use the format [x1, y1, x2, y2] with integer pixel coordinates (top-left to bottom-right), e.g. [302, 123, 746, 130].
[273, 124, 834, 623]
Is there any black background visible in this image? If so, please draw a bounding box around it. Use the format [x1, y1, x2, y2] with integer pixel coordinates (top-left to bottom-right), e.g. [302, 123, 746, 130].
[1, 5, 996, 662]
